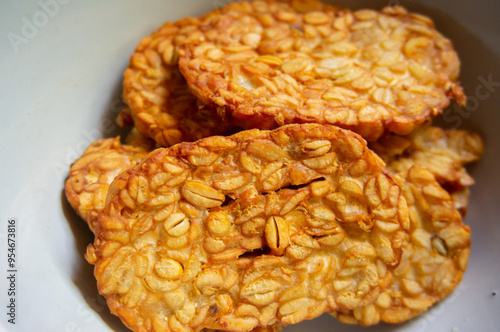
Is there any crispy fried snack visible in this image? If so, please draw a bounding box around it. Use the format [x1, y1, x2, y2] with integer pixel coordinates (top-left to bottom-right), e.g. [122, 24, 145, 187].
[65, 134, 154, 231]
[332, 166, 471, 325]
[370, 125, 483, 214]
[65, 133, 281, 332]
[205, 327, 281, 332]
[178, 0, 464, 141]
[86, 124, 409, 331]
[123, 16, 239, 147]
[450, 187, 470, 217]
[330, 127, 482, 325]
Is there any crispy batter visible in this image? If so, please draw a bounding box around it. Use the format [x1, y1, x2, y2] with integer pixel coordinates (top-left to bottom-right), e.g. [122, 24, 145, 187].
[123, 16, 240, 147]
[333, 165, 471, 325]
[65, 135, 153, 231]
[330, 126, 483, 325]
[87, 124, 409, 331]
[205, 326, 281, 332]
[450, 187, 469, 217]
[370, 125, 483, 216]
[65, 132, 281, 332]
[370, 125, 483, 191]
[179, 0, 464, 141]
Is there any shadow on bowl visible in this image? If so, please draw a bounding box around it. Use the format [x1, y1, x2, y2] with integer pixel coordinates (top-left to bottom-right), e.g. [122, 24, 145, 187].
[61, 189, 130, 332]
[60, 72, 133, 332]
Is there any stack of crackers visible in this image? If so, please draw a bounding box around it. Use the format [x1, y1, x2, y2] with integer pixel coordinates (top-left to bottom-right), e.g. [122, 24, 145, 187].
[65, 1, 483, 331]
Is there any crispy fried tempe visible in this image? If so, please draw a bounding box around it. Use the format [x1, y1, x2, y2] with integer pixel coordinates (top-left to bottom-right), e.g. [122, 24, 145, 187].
[65, 132, 281, 332]
[179, 0, 464, 141]
[205, 327, 281, 332]
[65, 134, 154, 231]
[332, 166, 471, 325]
[370, 125, 483, 215]
[123, 16, 239, 147]
[86, 124, 409, 331]
[330, 127, 483, 325]
[450, 187, 469, 217]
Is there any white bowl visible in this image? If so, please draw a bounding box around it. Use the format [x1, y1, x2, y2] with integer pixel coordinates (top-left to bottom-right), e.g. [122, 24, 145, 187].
[0, 0, 499, 331]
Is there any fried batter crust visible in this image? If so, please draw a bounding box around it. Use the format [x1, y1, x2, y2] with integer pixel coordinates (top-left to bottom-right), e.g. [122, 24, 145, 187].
[330, 126, 482, 325]
[179, 0, 464, 141]
[371, 125, 483, 214]
[87, 124, 409, 331]
[66, 132, 282, 332]
[332, 165, 471, 325]
[123, 16, 239, 147]
[65, 135, 154, 231]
